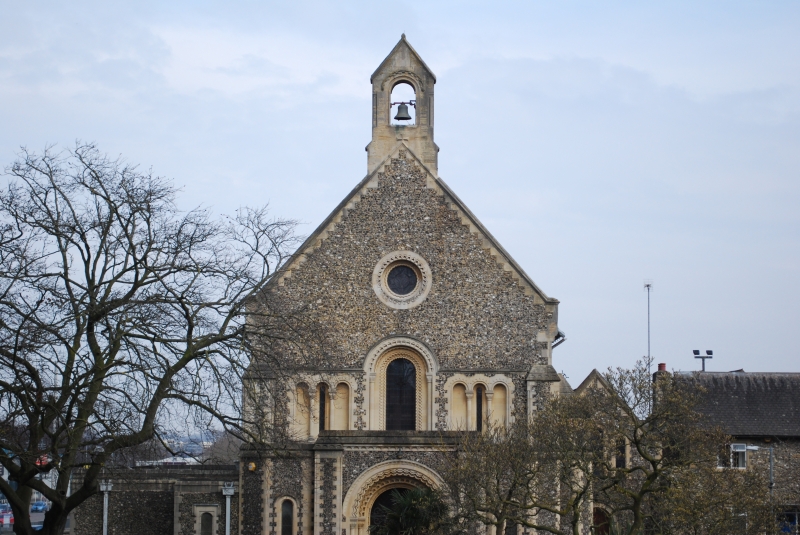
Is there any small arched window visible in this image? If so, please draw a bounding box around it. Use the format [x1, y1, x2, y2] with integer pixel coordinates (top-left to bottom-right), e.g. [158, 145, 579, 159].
[386, 358, 416, 430]
[200, 512, 213, 535]
[281, 499, 294, 535]
[592, 508, 610, 535]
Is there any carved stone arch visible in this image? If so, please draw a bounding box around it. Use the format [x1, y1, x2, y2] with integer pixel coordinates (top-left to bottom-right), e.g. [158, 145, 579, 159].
[363, 337, 437, 430]
[364, 336, 438, 375]
[381, 71, 425, 93]
[342, 460, 444, 535]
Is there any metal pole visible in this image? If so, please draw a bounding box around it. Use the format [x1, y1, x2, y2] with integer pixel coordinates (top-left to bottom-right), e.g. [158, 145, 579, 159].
[647, 285, 651, 360]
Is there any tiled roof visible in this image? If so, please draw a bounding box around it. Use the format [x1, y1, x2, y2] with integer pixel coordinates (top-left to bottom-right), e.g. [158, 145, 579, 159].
[681, 372, 800, 437]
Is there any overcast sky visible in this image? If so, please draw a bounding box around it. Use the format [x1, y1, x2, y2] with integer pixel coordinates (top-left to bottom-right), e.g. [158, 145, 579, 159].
[2, 1, 798, 383]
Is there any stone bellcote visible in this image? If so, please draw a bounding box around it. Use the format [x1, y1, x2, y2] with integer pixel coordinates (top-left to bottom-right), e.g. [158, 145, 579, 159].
[367, 35, 439, 176]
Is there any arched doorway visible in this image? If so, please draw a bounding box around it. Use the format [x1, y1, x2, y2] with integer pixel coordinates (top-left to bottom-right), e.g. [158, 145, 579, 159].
[369, 488, 410, 533]
[386, 358, 416, 430]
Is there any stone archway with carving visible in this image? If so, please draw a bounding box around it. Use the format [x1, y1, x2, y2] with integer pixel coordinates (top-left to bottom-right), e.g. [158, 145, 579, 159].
[342, 460, 445, 535]
[363, 337, 438, 431]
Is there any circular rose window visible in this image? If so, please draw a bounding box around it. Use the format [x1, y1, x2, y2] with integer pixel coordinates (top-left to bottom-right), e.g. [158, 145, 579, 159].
[372, 251, 431, 309]
[387, 264, 418, 295]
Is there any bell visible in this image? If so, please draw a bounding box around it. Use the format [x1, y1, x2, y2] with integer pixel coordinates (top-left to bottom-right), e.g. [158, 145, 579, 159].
[394, 103, 412, 121]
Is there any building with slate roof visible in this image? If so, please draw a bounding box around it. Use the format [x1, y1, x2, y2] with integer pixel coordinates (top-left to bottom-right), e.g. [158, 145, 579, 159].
[678, 370, 800, 530]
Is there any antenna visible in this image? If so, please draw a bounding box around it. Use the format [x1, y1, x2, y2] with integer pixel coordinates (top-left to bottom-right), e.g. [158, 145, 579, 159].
[643, 280, 653, 373]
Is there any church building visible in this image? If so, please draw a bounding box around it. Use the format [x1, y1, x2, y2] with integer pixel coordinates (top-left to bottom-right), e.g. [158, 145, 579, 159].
[239, 36, 564, 535]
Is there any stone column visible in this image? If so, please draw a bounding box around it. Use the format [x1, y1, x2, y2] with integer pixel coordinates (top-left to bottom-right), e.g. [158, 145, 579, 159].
[485, 391, 494, 428]
[368, 372, 377, 430]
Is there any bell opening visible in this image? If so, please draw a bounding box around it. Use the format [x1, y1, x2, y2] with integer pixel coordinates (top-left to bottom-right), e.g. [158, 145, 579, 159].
[390, 82, 416, 126]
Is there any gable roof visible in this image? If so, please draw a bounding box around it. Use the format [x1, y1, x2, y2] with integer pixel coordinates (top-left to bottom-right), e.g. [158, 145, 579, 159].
[371, 35, 436, 83]
[574, 369, 613, 395]
[680, 372, 800, 437]
[273, 142, 557, 305]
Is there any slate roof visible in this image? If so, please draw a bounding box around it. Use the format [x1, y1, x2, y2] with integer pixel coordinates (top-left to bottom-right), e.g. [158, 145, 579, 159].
[680, 372, 800, 438]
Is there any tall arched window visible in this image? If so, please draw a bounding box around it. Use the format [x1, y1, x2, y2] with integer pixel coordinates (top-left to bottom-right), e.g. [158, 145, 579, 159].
[386, 359, 416, 430]
[476, 385, 484, 432]
[281, 499, 294, 535]
[318, 383, 327, 431]
[200, 512, 213, 535]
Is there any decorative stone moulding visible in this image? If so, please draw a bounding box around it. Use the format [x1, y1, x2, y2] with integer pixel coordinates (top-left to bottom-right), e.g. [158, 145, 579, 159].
[372, 250, 432, 309]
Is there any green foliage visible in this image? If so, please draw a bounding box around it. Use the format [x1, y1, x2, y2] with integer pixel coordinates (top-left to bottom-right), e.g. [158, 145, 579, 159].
[369, 487, 452, 535]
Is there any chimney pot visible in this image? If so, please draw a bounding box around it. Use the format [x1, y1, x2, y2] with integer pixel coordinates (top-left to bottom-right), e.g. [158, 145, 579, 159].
[658, 363, 666, 371]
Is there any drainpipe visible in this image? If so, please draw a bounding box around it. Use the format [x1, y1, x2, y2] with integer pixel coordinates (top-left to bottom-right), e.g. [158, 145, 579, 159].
[222, 482, 235, 535]
[99, 480, 112, 535]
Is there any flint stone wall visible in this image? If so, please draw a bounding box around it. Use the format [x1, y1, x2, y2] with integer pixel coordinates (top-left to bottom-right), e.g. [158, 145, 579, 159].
[71, 465, 238, 535]
[271, 155, 552, 372]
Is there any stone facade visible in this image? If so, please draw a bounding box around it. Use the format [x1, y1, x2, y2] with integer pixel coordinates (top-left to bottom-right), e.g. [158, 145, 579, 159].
[71, 465, 238, 535]
[246, 36, 563, 535]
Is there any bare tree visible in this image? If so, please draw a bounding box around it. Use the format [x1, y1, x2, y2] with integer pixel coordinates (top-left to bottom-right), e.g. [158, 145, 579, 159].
[0, 143, 305, 535]
[441, 360, 776, 535]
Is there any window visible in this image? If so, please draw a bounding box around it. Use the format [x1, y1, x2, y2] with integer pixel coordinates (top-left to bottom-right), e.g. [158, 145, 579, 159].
[386, 358, 416, 430]
[731, 444, 747, 468]
[281, 500, 294, 535]
[476, 385, 484, 432]
[200, 512, 213, 535]
[592, 508, 610, 535]
[615, 440, 627, 469]
[778, 509, 799, 534]
[319, 384, 327, 431]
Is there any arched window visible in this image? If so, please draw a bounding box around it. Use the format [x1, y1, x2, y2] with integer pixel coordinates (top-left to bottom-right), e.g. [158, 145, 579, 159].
[386, 359, 416, 430]
[476, 385, 484, 432]
[592, 508, 610, 535]
[281, 499, 294, 535]
[200, 512, 213, 535]
[390, 82, 416, 125]
[318, 383, 327, 431]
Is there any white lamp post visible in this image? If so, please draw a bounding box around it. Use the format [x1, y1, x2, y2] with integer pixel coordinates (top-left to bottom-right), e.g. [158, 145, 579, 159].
[99, 480, 112, 535]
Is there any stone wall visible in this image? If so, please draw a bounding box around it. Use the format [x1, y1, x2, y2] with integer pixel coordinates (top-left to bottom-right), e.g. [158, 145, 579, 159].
[240, 458, 265, 535]
[271, 154, 553, 373]
[735, 437, 800, 504]
[71, 465, 238, 535]
[73, 490, 173, 535]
